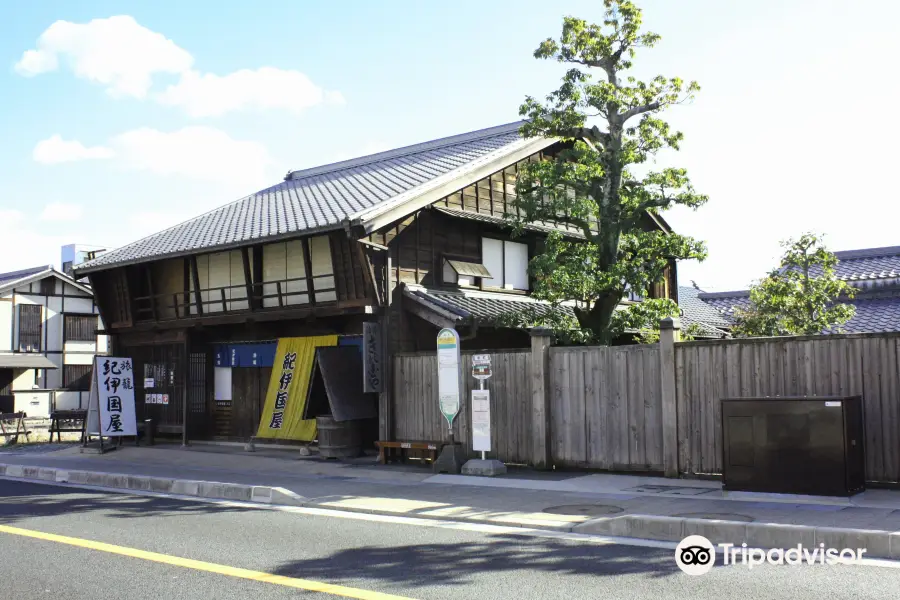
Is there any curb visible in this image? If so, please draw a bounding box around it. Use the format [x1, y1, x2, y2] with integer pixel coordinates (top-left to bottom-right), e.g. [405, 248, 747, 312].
[0, 463, 307, 509]
[573, 515, 900, 560]
[3, 462, 899, 560]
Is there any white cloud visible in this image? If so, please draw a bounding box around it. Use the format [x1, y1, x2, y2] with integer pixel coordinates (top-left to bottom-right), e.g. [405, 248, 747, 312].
[0, 210, 74, 273]
[32, 135, 114, 164]
[156, 67, 345, 117]
[14, 15, 193, 98]
[15, 16, 343, 117]
[111, 126, 275, 188]
[40, 202, 84, 222]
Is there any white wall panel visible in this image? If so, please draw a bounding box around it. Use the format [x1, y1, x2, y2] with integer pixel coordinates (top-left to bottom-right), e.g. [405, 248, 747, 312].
[504, 241, 529, 290]
[229, 250, 249, 310]
[262, 242, 287, 308]
[64, 282, 91, 297]
[309, 236, 336, 302]
[55, 391, 83, 410]
[46, 297, 62, 352]
[0, 302, 11, 352]
[481, 238, 503, 287]
[15, 390, 51, 418]
[64, 297, 95, 314]
[285, 240, 309, 305]
[64, 351, 95, 365]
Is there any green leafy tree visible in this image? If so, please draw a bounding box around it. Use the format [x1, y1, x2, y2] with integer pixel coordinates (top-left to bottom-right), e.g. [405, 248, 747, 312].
[506, 0, 708, 345]
[733, 233, 857, 337]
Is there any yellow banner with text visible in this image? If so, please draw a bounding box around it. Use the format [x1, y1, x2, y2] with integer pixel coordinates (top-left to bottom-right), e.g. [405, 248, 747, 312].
[255, 335, 338, 441]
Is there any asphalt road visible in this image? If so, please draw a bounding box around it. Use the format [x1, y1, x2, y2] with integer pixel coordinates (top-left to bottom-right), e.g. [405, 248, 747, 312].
[0, 479, 898, 600]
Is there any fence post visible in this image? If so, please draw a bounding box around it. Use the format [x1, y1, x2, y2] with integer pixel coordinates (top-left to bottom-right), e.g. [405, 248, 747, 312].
[659, 317, 681, 478]
[530, 327, 553, 469]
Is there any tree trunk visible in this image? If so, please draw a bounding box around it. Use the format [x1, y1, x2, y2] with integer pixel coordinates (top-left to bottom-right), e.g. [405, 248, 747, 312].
[574, 291, 621, 345]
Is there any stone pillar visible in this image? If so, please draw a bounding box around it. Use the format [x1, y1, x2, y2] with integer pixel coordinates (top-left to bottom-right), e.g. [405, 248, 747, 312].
[530, 327, 553, 469]
[659, 316, 681, 478]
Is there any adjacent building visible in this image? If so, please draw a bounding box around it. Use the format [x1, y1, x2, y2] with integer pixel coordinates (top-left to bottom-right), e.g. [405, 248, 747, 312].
[75, 121, 682, 443]
[0, 264, 108, 416]
[697, 245, 900, 334]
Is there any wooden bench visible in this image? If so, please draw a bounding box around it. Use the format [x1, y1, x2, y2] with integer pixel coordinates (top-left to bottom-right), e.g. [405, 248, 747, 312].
[0, 412, 31, 444]
[48, 410, 87, 443]
[375, 440, 441, 465]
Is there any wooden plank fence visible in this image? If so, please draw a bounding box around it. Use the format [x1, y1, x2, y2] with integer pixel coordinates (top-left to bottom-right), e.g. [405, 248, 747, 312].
[392, 350, 533, 464]
[549, 345, 663, 471]
[390, 330, 900, 484]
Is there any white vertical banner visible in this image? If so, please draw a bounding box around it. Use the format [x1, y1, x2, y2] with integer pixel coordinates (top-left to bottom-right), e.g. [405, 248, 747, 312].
[94, 356, 137, 436]
[436, 328, 461, 430]
[471, 389, 491, 452]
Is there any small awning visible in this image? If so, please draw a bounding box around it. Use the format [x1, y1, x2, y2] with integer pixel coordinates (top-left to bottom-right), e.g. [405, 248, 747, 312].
[0, 354, 57, 369]
[446, 259, 492, 278]
[303, 346, 376, 422]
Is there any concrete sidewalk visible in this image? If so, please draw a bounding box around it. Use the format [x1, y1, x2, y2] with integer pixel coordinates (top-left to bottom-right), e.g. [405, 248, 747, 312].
[2, 443, 900, 558]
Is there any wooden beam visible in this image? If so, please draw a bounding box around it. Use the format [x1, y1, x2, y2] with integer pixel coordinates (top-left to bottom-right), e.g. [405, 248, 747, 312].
[112, 299, 374, 332]
[241, 247, 255, 310]
[145, 267, 158, 321]
[301, 237, 317, 306]
[189, 256, 203, 315]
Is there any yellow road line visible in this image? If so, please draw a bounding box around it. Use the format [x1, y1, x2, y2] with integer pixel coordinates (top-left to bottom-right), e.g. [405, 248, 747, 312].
[0, 524, 416, 600]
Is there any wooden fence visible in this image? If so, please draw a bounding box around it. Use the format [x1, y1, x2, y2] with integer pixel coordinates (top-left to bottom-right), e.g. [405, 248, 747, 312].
[549, 345, 663, 471]
[390, 329, 900, 483]
[392, 350, 533, 464]
[676, 333, 900, 483]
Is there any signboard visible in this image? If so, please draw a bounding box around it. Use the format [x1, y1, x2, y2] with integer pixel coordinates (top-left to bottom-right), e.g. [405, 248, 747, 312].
[471, 389, 491, 452]
[472, 354, 492, 380]
[144, 377, 155, 388]
[86, 357, 137, 437]
[363, 322, 383, 393]
[437, 328, 461, 430]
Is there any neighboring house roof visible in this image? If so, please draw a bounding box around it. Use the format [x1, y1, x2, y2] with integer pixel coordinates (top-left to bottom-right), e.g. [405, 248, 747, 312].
[0, 266, 93, 296]
[677, 286, 731, 338]
[0, 265, 52, 286]
[696, 245, 900, 335]
[830, 246, 900, 284]
[77, 121, 556, 275]
[0, 353, 58, 369]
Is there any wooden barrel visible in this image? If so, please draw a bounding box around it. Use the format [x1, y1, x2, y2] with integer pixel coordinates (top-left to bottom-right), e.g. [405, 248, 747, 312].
[316, 415, 362, 459]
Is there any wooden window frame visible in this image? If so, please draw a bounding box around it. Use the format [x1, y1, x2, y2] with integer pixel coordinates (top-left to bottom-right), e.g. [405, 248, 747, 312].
[17, 304, 43, 352]
[63, 364, 93, 391]
[63, 313, 96, 343]
[479, 235, 530, 294]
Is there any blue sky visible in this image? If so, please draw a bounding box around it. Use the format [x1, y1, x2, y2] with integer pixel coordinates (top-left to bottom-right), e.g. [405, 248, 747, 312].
[2, 1, 898, 290]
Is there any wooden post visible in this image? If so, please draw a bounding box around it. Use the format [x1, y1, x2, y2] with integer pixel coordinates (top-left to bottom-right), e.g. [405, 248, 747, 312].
[181, 331, 190, 447]
[378, 253, 393, 442]
[530, 327, 553, 469]
[659, 316, 681, 478]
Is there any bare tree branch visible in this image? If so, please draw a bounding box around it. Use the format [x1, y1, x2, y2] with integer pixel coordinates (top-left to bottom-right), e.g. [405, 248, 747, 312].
[621, 101, 661, 121]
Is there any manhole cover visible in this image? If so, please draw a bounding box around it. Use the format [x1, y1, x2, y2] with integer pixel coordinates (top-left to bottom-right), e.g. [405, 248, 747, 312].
[543, 504, 624, 516]
[672, 512, 755, 522]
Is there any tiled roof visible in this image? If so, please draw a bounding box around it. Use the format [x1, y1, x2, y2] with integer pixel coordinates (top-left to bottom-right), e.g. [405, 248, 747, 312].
[78, 122, 544, 273]
[696, 289, 900, 335]
[405, 286, 575, 323]
[0, 265, 52, 286]
[832, 246, 900, 282]
[677, 286, 731, 338]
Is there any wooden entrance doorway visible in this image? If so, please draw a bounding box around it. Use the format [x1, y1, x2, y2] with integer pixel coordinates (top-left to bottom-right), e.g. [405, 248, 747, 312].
[229, 366, 271, 440]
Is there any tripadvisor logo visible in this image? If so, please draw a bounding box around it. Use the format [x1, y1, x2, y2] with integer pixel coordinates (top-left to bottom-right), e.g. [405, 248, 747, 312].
[675, 535, 867, 575]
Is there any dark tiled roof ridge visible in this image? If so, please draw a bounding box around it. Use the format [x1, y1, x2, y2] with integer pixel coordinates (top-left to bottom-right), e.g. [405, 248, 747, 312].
[286, 121, 526, 181]
[0, 264, 53, 281]
[698, 289, 751, 299]
[834, 245, 900, 260]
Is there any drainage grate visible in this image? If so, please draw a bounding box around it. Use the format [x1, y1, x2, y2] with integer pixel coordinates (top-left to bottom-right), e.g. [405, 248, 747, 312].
[542, 504, 625, 516]
[626, 485, 716, 496]
[672, 512, 755, 522]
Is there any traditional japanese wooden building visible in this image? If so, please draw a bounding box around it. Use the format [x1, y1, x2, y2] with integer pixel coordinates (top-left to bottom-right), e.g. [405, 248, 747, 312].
[75, 122, 679, 444]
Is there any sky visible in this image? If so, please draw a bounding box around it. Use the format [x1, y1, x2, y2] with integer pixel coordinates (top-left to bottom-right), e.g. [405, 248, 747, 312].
[1, 0, 898, 291]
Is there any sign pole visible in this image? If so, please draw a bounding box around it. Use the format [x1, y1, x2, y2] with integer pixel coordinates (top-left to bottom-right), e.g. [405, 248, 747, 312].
[462, 353, 506, 476]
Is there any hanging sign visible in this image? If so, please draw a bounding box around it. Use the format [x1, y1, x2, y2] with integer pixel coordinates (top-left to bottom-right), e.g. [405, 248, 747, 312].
[471, 389, 491, 452]
[472, 354, 492, 380]
[86, 357, 137, 437]
[363, 322, 383, 393]
[437, 328, 461, 430]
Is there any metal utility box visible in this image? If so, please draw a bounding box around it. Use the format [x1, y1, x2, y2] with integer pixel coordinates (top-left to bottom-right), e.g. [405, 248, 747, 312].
[721, 396, 865, 496]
